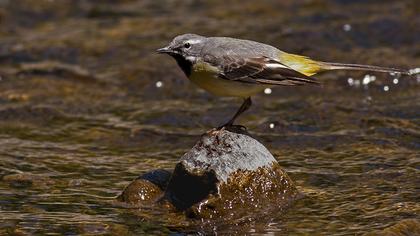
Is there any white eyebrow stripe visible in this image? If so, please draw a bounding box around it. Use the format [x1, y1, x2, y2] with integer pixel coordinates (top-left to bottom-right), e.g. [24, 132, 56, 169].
[265, 63, 288, 68]
[186, 39, 202, 44]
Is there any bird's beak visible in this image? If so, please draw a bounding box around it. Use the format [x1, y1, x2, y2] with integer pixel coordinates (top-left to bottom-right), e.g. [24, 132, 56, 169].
[156, 46, 173, 54]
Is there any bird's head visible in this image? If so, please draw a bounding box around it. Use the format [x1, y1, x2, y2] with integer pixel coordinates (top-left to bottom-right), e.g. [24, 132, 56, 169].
[157, 34, 206, 63]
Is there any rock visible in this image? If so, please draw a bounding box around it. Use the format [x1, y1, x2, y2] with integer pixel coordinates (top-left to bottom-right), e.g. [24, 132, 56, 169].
[117, 129, 299, 220]
[117, 169, 171, 205]
[365, 219, 420, 236]
[163, 129, 299, 219]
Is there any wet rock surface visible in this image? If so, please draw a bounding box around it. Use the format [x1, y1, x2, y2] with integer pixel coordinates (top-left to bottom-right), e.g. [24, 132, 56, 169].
[117, 169, 171, 206]
[118, 129, 299, 220]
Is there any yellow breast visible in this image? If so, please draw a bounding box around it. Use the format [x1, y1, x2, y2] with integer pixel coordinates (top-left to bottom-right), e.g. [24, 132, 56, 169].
[188, 62, 268, 98]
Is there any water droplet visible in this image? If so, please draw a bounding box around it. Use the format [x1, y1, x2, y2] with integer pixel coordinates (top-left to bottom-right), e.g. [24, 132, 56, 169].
[383, 85, 389, 92]
[264, 88, 272, 94]
[155, 81, 163, 88]
[362, 74, 376, 85]
[362, 75, 370, 85]
[347, 78, 354, 86]
[393, 78, 399, 84]
[343, 24, 352, 32]
[269, 123, 275, 129]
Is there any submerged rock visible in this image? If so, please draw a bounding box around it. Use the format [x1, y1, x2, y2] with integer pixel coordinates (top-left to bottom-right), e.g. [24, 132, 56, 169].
[3, 173, 55, 189]
[117, 169, 171, 206]
[365, 219, 420, 236]
[118, 129, 299, 219]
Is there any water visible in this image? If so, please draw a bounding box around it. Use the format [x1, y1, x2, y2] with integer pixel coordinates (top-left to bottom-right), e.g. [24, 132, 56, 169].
[0, 0, 419, 235]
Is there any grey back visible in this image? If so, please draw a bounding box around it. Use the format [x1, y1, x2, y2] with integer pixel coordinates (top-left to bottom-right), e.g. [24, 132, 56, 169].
[202, 37, 282, 59]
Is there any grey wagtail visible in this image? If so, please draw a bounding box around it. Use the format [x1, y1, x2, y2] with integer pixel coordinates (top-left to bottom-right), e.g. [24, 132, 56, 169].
[157, 33, 409, 128]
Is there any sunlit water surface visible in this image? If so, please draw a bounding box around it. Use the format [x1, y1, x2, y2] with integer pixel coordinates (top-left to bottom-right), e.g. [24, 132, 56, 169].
[0, 0, 419, 235]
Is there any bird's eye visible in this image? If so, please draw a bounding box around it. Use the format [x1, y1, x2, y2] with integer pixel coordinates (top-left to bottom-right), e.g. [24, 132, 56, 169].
[184, 43, 191, 49]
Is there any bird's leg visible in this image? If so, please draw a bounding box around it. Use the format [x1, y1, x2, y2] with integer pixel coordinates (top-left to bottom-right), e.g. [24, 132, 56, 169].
[219, 97, 252, 129]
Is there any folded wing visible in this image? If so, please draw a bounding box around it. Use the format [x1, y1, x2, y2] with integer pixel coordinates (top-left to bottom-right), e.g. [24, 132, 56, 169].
[217, 56, 320, 86]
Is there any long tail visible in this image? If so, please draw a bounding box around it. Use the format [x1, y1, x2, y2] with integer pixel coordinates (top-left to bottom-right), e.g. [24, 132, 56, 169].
[319, 62, 410, 75]
[280, 53, 412, 76]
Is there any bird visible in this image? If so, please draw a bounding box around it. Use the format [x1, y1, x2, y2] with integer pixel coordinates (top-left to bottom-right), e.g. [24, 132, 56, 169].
[157, 33, 409, 128]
